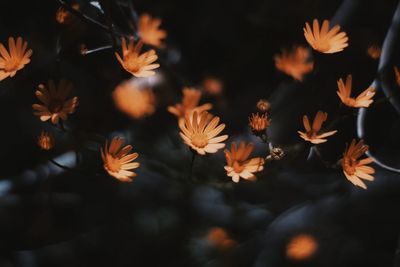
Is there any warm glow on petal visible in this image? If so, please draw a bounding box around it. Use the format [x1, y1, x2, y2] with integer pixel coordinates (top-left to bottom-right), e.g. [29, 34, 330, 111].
[286, 234, 318, 260]
[0, 37, 32, 81]
[298, 111, 337, 144]
[138, 13, 167, 48]
[337, 74, 375, 108]
[274, 46, 313, 81]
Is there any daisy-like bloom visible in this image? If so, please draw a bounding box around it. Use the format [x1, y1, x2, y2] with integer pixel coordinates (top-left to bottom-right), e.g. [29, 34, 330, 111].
[101, 137, 140, 182]
[286, 234, 318, 261]
[367, 44, 381, 59]
[394, 66, 400, 87]
[112, 79, 156, 119]
[32, 80, 79, 125]
[55, 4, 80, 24]
[202, 77, 223, 95]
[179, 111, 228, 155]
[337, 74, 376, 108]
[248, 113, 271, 136]
[274, 46, 314, 81]
[256, 99, 271, 113]
[37, 131, 55, 150]
[341, 139, 375, 190]
[224, 141, 265, 183]
[138, 13, 167, 48]
[206, 227, 236, 250]
[303, 19, 348, 54]
[0, 37, 32, 81]
[298, 111, 337, 144]
[115, 38, 160, 78]
[168, 87, 212, 121]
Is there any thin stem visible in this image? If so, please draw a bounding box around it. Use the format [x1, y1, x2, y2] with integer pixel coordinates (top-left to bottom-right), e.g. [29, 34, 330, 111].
[81, 45, 113, 55]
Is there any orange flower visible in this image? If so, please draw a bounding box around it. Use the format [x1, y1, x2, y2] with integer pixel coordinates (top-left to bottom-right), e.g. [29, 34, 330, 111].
[367, 44, 381, 59]
[274, 46, 314, 81]
[341, 139, 375, 189]
[101, 137, 140, 182]
[256, 99, 271, 113]
[37, 131, 55, 150]
[32, 80, 78, 125]
[286, 234, 318, 261]
[0, 37, 32, 81]
[202, 77, 223, 95]
[179, 111, 228, 155]
[112, 79, 156, 119]
[303, 19, 348, 54]
[224, 141, 264, 183]
[206, 227, 236, 250]
[55, 4, 80, 24]
[168, 87, 212, 121]
[115, 38, 159, 77]
[248, 113, 270, 135]
[337, 74, 375, 108]
[138, 13, 167, 48]
[298, 111, 337, 144]
[394, 66, 400, 87]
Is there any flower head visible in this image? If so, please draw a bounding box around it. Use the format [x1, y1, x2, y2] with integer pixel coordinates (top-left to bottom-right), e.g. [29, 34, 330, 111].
[55, 4, 79, 24]
[224, 141, 264, 183]
[274, 46, 314, 81]
[0, 37, 32, 81]
[286, 234, 318, 261]
[337, 74, 375, 108]
[341, 139, 375, 189]
[138, 13, 167, 48]
[256, 99, 271, 113]
[206, 227, 236, 250]
[168, 87, 212, 121]
[303, 19, 348, 54]
[101, 137, 140, 182]
[32, 80, 78, 125]
[367, 44, 381, 59]
[298, 111, 337, 144]
[113, 79, 156, 119]
[179, 111, 228, 155]
[202, 77, 223, 95]
[115, 38, 160, 77]
[37, 131, 55, 150]
[249, 113, 270, 135]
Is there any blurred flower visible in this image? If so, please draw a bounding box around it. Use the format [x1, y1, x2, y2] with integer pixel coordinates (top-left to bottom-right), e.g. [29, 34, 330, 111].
[224, 141, 264, 182]
[101, 137, 140, 182]
[249, 113, 270, 136]
[37, 131, 55, 151]
[267, 147, 285, 161]
[202, 77, 223, 95]
[286, 234, 318, 261]
[394, 66, 400, 86]
[303, 19, 348, 54]
[337, 74, 375, 108]
[256, 99, 271, 113]
[367, 44, 381, 59]
[179, 111, 228, 155]
[55, 4, 79, 24]
[113, 80, 156, 119]
[0, 37, 32, 81]
[138, 13, 167, 48]
[298, 111, 337, 144]
[341, 139, 375, 189]
[206, 227, 236, 250]
[274, 46, 314, 81]
[168, 87, 212, 121]
[115, 38, 160, 77]
[32, 80, 78, 125]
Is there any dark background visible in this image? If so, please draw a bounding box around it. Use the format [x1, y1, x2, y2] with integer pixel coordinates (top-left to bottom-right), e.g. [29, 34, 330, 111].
[0, 0, 399, 266]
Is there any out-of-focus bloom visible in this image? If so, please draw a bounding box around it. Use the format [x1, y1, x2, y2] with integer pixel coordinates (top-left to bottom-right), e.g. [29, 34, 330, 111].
[341, 139, 375, 189]
[55, 4, 80, 24]
[206, 227, 236, 250]
[256, 99, 271, 113]
[179, 111, 228, 155]
[168, 87, 212, 121]
[115, 38, 160, 78]
[337, 74, 375, 108]
[249, 113, 270, 135]
[0, 37, 32, 81]
[138, 13, 167, 48]
[32, 80, 78, 125]
[101, 137, 140, 182]
[37, 131, 55, 151]
[367, 44, 381, 59]
[112, 79, 156, 119]
[267, 147, 285, 161]
[304, 19, 348, 54]
[394, 66, 400, 86]
[274, 46, 313, 81]
[224, 141, 264, 183]
[286, 234, 318, 261]
[298, 111, 337, 144]
[202, 77, 223, 95]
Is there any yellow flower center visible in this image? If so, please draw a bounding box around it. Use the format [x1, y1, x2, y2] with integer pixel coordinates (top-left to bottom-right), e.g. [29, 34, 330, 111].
[191, 133, 208, 148]
[105, 156, 122, 173]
